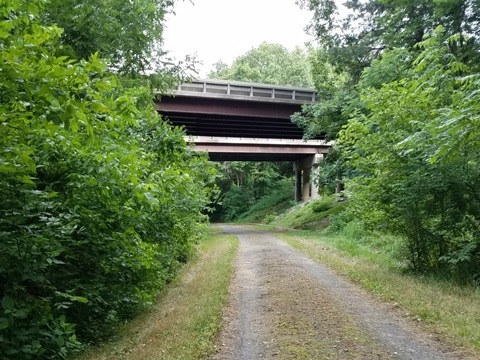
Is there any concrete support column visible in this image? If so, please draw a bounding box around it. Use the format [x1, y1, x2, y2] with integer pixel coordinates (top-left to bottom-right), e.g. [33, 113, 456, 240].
[311, 154, 323, 200]
[302, 167, 311, 203]
[295, 169, 302, 202]
[294, 153, 324, 202]
[311, 164, 319, 200]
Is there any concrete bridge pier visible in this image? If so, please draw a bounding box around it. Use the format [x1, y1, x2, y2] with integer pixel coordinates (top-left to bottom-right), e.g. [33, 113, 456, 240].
[294, 154, 323, 202]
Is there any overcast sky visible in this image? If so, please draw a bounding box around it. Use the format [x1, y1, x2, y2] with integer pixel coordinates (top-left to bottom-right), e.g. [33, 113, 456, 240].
[162, 0, 315, 77]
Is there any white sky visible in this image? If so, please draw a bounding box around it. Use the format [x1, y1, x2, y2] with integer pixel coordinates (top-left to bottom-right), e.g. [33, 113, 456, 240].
[162, 0, 315, 77]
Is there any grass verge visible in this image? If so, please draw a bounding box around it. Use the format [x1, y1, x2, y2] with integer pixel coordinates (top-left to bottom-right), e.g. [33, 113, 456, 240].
[272, 196, 346, 230]
[259, 226, 480, 356]
[80, 229, 238, 360]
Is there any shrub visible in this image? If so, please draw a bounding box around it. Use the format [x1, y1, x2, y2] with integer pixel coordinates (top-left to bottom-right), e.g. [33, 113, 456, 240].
[0, 2, 214, 358]
[311, 197, 333, 213]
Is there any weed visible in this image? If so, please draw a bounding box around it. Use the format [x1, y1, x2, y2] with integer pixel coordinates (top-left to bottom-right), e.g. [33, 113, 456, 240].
[80, 231, 238, 360]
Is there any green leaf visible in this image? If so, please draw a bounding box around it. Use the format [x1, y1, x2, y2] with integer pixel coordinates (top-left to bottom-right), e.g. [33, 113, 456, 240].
[55, 336, 65, 347]
[1, 296, 14, 311]
[0, 318, 9, 330]
[16, 175, 35, 185]
[0, 29, 9, 39]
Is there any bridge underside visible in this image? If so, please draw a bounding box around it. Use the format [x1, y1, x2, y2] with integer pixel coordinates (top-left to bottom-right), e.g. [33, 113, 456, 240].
[190, 137, 329, 162]
[157, 96, 317, 139]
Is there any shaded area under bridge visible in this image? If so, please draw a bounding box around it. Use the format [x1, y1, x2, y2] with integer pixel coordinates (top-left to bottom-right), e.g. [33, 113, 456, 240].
[155, 79, 331, 202]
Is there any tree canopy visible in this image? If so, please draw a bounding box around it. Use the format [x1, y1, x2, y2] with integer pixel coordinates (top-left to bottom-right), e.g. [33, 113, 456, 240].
[297, 0, 480, 79]
[42, 0, 197, 83]
[293, 0, 480, 141]
[208, 42, 314, 88]
[294, 0, 480, 280]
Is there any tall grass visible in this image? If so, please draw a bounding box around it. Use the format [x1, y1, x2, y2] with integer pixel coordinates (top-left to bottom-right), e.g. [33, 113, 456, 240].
[80, 230, 238, 360]
[272, 195, 346, 229]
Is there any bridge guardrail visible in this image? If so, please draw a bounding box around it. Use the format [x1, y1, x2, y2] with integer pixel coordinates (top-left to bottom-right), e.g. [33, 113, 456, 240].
[174, 80, 318, 103]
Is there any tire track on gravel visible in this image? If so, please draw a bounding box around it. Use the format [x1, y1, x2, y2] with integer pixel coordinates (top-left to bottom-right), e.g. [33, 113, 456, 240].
[211, 225, 467, 360]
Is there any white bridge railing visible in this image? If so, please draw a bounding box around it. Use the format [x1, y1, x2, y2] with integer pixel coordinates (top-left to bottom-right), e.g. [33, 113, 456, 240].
[185, 136, 332, 146]
[175, 79, 318, 103]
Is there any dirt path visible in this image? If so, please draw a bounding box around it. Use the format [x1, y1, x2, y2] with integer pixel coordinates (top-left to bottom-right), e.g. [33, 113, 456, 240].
[211, 225, 467, 360]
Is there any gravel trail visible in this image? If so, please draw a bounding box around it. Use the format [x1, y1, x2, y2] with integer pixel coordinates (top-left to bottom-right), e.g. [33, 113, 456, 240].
[211, 225, 469, 360]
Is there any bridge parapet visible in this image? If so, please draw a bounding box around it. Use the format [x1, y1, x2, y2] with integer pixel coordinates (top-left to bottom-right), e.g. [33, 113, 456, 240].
[171, 79, 318, 104]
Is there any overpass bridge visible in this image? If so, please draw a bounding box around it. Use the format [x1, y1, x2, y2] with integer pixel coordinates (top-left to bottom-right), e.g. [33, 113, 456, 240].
[155, 79, 331, 201]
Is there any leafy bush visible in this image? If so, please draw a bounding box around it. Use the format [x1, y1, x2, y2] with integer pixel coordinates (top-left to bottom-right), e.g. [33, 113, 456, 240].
[339, 29, 480, 281]
[264, 214, 277, 224]
[0, 2, 214, 358]
[311, 197, 333, 213]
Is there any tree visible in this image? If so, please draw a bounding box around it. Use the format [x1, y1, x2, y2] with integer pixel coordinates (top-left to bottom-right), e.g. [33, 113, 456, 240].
[293, 0, 480, 141]
[42, 0, 197, 82]
[208, 42, 314, 88]
[0, 1, 214, 358]
[292, 1, 480, 198]
[213, 162, 292, 221]
[297, 0, 480, 79]
[338, 28, 480, 278]
[208, 60, 230, 79]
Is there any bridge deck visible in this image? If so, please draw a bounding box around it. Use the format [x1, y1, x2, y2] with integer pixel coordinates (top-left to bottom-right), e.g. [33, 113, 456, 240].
[156, 80, 321, 140]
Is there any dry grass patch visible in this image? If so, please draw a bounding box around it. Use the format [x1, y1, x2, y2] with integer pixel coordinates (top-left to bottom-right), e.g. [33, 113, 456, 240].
[272, 230, 480, 358]
[80, 230, 238, 360]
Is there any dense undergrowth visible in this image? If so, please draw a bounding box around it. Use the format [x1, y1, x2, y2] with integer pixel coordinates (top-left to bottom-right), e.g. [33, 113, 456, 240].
[0, 3, 214, 359]
[234, 181, 295, 224]
[81, 230, 238, 360]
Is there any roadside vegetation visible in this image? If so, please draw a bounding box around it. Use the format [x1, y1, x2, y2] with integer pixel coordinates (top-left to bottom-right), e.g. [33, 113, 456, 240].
[80, 231, 238, 360]
[0, 1, 212, 358]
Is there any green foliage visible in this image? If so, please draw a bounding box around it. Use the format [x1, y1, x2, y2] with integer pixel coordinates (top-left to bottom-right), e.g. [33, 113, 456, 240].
[291, 47, 362, 140]
[273, 195, 345, 230]
[41, 0, 199, 91]
[264, 214, 277, 225]
[208, 42, 313, 88]
[236, 179, 295, 223]
[311, 197, 333, 213]
[294, 0, 480, 141]
[298, 0, 480, 79]
[0, 2, 214, 358]
[339, 28, 480, 281]
[43, 0, 172, 74]
[213, 162, 293, 222]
